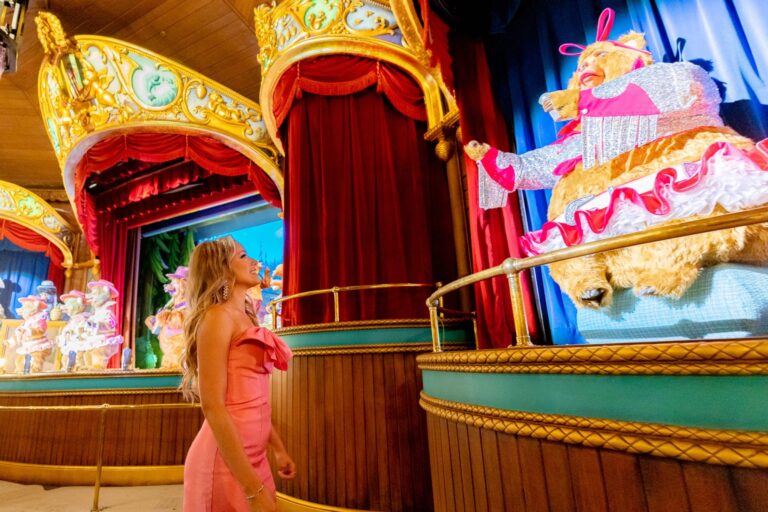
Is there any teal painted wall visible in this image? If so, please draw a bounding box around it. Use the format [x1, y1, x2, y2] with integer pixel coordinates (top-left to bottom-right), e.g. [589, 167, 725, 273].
[0, 374, 181, 392]
[422, 371, 768, 431]
[281, 326, 472, 348]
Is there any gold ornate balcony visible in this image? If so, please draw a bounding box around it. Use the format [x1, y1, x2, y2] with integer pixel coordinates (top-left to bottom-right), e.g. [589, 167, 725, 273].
[35, 12, 283, 203]
[254, 0, 456, 153]
[0, 180, 74, 270]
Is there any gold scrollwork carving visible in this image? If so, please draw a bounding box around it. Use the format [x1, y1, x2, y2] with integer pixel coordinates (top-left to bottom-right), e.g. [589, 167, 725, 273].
[416, 339, 768, 376]
[0, 181, 74, 268]
[420, 392, 768, 469]
[255, 0, 400, 73]
[36, 12, 283, 215]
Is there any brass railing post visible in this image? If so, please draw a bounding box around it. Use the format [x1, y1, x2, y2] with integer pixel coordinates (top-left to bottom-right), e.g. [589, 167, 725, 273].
[332, 287, 340, 322]
[502, 259, 532, 347]
[270, 304, 278, 330]
[91, 403, 109, 512]
[429, 302, 442, 352]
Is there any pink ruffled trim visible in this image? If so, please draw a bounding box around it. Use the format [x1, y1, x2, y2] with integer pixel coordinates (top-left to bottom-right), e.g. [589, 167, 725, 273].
[237, 326, 293, 372]
[520, 140, 768, 256]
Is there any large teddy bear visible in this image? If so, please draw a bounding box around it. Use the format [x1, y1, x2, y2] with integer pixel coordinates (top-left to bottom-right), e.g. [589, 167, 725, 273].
[465, 8, 768, 308]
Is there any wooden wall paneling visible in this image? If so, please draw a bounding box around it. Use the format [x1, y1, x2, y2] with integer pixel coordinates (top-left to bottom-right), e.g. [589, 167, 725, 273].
[445, 420, 465, 510]
[294, 355, 305, 498]
[408, 356, 432, 506]
[332, 356, 347, 505]
[496, 430, 526, 511]
[305, 356, 318, 503]
[437, 413, 458, 511]
[599, 449, 648, 512]
[393, 354, 414, 511]
[351, 356, 367, 508]
[0, 391, 202, 467]
[372, 355, 391, 511]
[426, 414, 445, 512]
[361, 354, 379, 510]
[730, 466, 768, 512]
[466, 425, 489, 511]
[681, 462, 739, 512]
[540, 440, 575, 512]
[516, 436, 550, 512]
[297, 356, 309, 499]
[323, 356, 337, 504]
[567, 444, 608, 512]
[454, 421, 475, 512]
[383, 355, 403, 510]
[315, 355, 328, 505]
[479, 429, 505, 511]
[341, 356, 356, 506]
[639, 457, 692, 512]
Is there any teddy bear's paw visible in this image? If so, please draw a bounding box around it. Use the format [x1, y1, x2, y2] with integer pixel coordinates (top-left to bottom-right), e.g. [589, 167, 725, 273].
[578, 287, 612, 308]
[634, 286, 657, 297]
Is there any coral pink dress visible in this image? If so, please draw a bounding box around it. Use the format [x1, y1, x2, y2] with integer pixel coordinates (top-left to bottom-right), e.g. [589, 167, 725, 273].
[183, 326, 292, 511]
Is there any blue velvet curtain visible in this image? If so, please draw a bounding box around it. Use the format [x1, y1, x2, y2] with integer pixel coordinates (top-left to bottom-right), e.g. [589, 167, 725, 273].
[484, 0, 768, 344]
[0, 239, 51, 319]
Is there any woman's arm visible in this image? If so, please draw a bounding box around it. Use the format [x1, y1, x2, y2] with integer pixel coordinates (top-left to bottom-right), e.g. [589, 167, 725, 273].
[196, 307, 275, 509]
[268, 427, 296, 479]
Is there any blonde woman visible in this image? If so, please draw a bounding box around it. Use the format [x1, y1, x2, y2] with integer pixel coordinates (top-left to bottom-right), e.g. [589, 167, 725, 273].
[181, 237, 296, 511]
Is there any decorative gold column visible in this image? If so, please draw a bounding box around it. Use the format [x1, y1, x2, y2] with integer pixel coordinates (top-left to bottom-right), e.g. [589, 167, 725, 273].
[425, 110, 472, 312]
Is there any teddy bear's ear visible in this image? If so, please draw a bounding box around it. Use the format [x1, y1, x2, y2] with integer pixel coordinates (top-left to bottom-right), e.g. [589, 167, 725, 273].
[618, 31, 647, 51]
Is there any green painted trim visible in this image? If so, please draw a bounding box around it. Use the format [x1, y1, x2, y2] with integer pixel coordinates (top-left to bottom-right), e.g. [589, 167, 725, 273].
[0, 374, 180, 392]
[422, 371, 768, 432]
[281, 326, 471, 349]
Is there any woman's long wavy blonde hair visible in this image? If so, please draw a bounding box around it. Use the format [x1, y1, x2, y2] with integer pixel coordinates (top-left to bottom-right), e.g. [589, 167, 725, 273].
[180, 236, 238, 402]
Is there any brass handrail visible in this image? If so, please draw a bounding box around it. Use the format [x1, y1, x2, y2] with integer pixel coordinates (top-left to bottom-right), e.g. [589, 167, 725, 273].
[268, 282, 439, 329]
[0, 401, 201, 511]
[427, 205, 768, 351]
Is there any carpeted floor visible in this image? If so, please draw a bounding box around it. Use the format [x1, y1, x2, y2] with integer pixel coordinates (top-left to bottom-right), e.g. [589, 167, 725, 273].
[0, 481, 182, 511]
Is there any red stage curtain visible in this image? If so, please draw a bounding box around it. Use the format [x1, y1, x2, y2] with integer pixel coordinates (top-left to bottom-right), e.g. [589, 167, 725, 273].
[446, 33, 540, 347]
[75, 134, 280, 255]
[281, 86, 455, 325]
[77, 134, 280, 206]
[47, 264, 65, 293]
[0, 219, 65, 292]
[272, 56, 428, 131]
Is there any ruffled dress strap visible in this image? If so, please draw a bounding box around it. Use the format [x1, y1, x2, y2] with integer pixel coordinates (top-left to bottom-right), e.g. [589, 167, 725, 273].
[245, 327, 293, 372]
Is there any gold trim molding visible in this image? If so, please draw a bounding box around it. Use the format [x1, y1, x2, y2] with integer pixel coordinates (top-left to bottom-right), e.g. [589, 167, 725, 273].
[276, 317, 468, 335]
[254, 0, 454, 154]
[420, 392, 768, 469]
[417, 339, 768, 376]
[0, 460, 183, 486]
[0, 462, 364, 510]
[35, 12, 284, 221]
[292, 341, 471, 356]
[0, 181, 74, 269]
[0, 388, 182, 398]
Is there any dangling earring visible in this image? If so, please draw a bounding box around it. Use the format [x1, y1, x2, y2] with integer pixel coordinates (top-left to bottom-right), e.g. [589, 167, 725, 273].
[222, 283, 231, 301]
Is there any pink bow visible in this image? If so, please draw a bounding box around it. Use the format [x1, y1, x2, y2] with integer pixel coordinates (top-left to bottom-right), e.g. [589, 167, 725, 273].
[558, 8, 650, 57]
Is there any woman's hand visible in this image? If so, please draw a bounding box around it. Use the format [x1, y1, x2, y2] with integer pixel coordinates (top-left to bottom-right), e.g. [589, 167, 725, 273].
[248, 490, 277, 512]
[275, 450, 296, 479]
[464, 141, 490, 161]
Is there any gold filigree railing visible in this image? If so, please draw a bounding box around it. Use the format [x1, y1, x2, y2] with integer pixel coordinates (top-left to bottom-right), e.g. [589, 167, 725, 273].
[268, 282, 440, 330]
[426, 205, 768, 351]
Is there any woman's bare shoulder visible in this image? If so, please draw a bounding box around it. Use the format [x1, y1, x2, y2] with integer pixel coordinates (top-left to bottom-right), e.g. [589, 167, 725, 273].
[197, 305, 235, 341]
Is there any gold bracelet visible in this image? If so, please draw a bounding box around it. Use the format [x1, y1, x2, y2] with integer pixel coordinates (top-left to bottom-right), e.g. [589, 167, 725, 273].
[245, 484, 265, 502]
